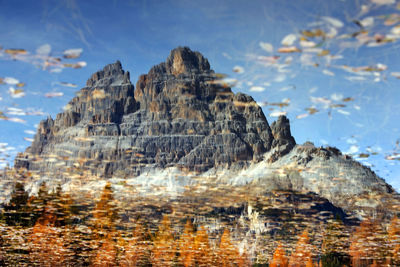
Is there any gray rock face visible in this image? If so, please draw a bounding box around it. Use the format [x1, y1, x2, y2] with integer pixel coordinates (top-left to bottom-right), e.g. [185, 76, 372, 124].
[14, 47, 294, 177]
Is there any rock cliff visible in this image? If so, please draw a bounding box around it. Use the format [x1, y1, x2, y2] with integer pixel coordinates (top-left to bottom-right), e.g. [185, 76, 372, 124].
[12, 47, 397, 217]
[15, 47, 292, 177]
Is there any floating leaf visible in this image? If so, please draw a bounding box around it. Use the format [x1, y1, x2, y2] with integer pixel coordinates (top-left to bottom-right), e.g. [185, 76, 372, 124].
[232, 66, 244, 73]
[269, 111, 287, 117]
[342, 97, 354, 102]
[386, 153, 400, 160]
[330, 104, 346, 108]
[337, 109, 350, 115]
[300, 40, 316, 48]
[296, 113, 309, 119]
[322, 69, 335, 76]
[259, 42, 273, 53]
[8, 87, 25, 98]
[306, 107, 319, 115]
[281, 34, 297, 46]
[317, 50, 330, 56]
[371, 0, 395, 5]
[24, 130, 36, 135]
[4, 48, 27, 55]
[278, 46, 301, 53]
[45, 92, 64, 98]
[63, 61, 87, 69]
[4, 77, 19, 85]
[322, 16, 344, 28]
[59, 82, 77, 88]
[23, 137, 34, 142]
[249, 86, 265, 92]
[63, 48, 83, 59]
[360, 17, 374, 27]
[3, 117, 26, 123]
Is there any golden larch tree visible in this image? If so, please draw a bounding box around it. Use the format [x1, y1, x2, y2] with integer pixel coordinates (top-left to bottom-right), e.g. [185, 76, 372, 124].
[217, 228, 249, 267]
[193, 225, 214, 266]
[178, 219, 196, 267]
[91, 234, 118, 267]
[288, 230, 314, 267]
[270, 242, 288, 267]
[120, 221, 152, 267]
[151, 215, 177, 266]
[388, 215, 400, 265]
[29, 208, 69, 266]
[92, 182, 117, 234]
[349, 218, 388, 267]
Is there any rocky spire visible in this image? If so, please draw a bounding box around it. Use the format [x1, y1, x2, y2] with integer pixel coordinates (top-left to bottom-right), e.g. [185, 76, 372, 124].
[165, 46, 211, 76]
[269, 115, 296, 161]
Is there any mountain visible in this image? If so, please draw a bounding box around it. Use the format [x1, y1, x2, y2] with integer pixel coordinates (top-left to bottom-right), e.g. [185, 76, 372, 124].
[11, 47, 398, 218]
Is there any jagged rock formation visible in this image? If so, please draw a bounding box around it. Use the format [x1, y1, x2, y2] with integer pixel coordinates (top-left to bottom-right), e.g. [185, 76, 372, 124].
[11, 47, 398, 217]
[15, 47, 287, 177]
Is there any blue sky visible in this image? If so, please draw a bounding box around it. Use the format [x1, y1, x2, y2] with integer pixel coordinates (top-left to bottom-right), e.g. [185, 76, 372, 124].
[0, 0, 399, 189]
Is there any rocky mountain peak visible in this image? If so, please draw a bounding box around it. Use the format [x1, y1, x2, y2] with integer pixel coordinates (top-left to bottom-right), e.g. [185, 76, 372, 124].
[86, 60, 130, 87]
[15, 47, 294, 176]
[165, 46, 211, 76]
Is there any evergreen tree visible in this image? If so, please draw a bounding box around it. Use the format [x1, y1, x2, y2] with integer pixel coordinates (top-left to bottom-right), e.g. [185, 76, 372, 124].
[3, 182, 32, 226]
[321, 219, 350, 267]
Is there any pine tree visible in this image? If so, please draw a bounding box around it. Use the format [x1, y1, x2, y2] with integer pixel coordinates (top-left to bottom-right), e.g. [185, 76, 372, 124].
[270, 242, 288, 267]
[3, 182, 32, 226]
[321, 219, 350, 267]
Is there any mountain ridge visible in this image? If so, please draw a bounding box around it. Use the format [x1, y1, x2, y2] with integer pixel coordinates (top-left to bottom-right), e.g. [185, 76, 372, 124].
[10, 46, 398, 218]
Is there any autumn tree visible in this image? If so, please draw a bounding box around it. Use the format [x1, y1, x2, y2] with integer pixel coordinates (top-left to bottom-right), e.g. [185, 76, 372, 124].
[270, 242, 288, 267]
[119, 221, 152, 267]
[29, 206, 70, 266]
[178, 219, 195, 267]
[151, 215, 177, 266]
[321, 218, 350, 267]
[349, 218, 388, 267]
[193, 225, 214, 266]
[92, 182, 118, 235]
[217, 228, 249, 267]
[388, 215, 400, 265]
[3, 182, 33, 226]
[288, 230, 314, 267]
[91, 233, 118, 267]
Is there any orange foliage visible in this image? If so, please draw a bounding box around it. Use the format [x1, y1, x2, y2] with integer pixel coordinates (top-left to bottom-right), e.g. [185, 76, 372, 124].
[270, 242, 288, 267]
[193, 225, 214, 266]
[92, 182, 117, 234]
[91, 234, 117, 267]
[217, 228, 249, 267]
[349, 219, 387, 267]
[151, 215, 177, 266]
[388, 216, 400, 265]
[29, 212, 69, 266]
[178, 219, 195, 267]
[288, 230, 314, 267]
[120, 222, 151, 267]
